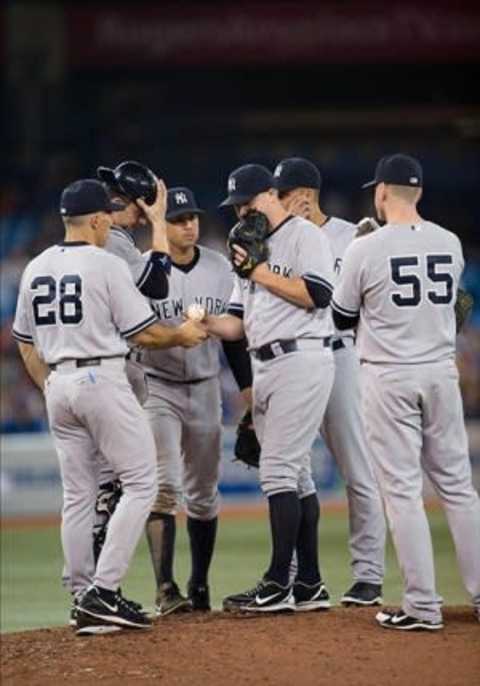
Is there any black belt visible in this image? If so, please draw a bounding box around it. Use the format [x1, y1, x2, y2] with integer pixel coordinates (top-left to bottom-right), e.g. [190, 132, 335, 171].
[146, 372, 209, 385]
[126, 350, 142, 363]
[332, 339, 345, 352]
[49, 356, 122, 371]
[253, 337, 331, 362]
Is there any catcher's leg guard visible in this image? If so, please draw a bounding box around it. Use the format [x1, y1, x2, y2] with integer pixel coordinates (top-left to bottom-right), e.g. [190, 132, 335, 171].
[92, 479, 123, 564]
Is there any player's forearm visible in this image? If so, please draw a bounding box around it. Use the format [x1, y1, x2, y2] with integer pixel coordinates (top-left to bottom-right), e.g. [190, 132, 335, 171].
[150, 219, 170, 254]
[130, 323, 186, 349]
[17, 342, 49, 390]
[240, 386, 253, 408]
[251, 265, 314, 308]
[130, 320, 207, 349]
[205, 314, 245, 341]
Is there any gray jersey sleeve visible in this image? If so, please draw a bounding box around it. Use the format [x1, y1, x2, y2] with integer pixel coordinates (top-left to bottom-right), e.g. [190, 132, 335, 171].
[12, 270, 34, 344]
[227, 275, 245, 318]
[296, 224, 335, 294]
[331, 238, 366, 319]
[105, 229, 147, 282]
[105, 229, 170, 299]
[107, 257, 158, 337]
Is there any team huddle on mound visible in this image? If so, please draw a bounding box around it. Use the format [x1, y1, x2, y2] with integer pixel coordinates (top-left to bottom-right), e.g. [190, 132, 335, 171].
[12, 154, 480, 636]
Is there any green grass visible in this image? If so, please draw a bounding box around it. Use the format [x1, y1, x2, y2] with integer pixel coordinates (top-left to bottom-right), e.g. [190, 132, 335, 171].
[0, 508, 470, 633]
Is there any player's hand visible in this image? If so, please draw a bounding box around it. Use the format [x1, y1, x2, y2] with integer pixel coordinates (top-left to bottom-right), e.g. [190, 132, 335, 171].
[283, 192, 312, 220]
[176, 319, 209, 348]
[136, 179, 167, 225]
[231, 244, 269, 282]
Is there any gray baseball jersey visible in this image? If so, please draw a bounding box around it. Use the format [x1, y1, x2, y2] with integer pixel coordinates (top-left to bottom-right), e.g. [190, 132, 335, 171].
[332, 220, 480, 622]
[13, 243, 157, 362]
[320, 217, 385, 585]
[332, 221, 463, 364]
[142, 245, 232, 382]
[13, 241, 158, 595]
[105, 227, 153, 291]
[229, 215, 334, 349]
[323, 217, 356, 338]
[229, 215, 335, 498]
[141, 245, 232, 520]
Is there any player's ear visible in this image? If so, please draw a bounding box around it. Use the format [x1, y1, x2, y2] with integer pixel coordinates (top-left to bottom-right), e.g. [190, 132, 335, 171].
[90, 212, 100, 231]
[378, 182, 387, 203]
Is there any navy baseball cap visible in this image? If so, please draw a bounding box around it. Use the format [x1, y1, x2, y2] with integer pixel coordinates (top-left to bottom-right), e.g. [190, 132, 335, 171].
[273, 157, 322, 192]
[166, 187, 205, 220]
[362, 154, 423, 189]
[60, 179, 124, 217]
[219, 164, 274, 207]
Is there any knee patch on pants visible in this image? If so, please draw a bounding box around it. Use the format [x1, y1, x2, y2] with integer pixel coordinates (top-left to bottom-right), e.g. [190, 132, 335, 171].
[184, 490, 219, 521]
[151, 487, 181, 515]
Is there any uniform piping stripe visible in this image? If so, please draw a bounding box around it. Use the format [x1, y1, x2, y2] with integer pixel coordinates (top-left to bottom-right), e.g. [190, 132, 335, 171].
[136, 261, 153, 288]
[12, 329, 33, 343]
[121, 313, 158, 338]
[303, 274, 334, 291]
[331, 299, 359, 317]
[228, 303, 244, 312]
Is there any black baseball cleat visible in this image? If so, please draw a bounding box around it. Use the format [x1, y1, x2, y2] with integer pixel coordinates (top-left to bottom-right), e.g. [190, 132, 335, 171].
[293, 580, 331, 612]
[77, 586, 152, 629]
[223, 582, 263, 612]
[376, 609, 443, 631]
[76, 614, 123, 636]
[341, 582, 383, 607]
[69, 599, 79, 627]
[227, 579, 294, 613]
[118, 587, 149, 616]
[69, 590, 87, 627]
[156, 581, 191, 617]
[188, 582, 211, 611]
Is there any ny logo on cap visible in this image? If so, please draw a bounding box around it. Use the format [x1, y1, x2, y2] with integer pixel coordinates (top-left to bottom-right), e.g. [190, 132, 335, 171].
[228, 177, 236, 192]
[273, 164, 283, 178]
[175, 192, 188, 205]
[409, 177, 419, 184]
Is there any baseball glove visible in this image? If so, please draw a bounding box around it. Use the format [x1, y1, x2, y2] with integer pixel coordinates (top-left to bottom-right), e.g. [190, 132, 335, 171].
[355, 216, 381, 238]
[455, 288, 474, 333]
[234, 409, 260, 469]
[227, 210, 269, 278]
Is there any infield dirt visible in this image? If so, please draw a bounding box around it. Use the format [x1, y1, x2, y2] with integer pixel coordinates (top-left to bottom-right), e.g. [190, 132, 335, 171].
[2, 606, 478, 686]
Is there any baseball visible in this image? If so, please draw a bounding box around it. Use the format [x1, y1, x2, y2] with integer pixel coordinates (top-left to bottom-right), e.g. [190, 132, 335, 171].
[186, 304, 206, 321]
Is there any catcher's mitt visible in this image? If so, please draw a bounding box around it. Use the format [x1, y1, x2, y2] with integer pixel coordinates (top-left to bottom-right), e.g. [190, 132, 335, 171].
[227, 210, 269, 278]
[234, 409, 260, 469]
[355, 216, 381, 238]
[455, 288, 474, 334]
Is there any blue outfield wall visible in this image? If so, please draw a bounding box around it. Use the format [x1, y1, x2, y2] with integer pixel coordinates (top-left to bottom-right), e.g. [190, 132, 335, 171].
[1, 423, 479, 517]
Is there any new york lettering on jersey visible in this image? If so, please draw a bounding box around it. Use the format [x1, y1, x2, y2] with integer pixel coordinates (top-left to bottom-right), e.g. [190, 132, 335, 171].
[141, 245, 232, 381]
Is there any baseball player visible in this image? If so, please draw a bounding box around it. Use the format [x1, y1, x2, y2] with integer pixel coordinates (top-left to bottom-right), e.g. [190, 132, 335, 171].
[13, 179, 207, 635]
[97, 160, 171, 300]
[141, 187, 252, 615]
[84, 161, 172, 570]
[63, 161, 173, 620]
[332, 153, 480, 629]
[273, 157, 386, 606]
[207, 164, 335, 612]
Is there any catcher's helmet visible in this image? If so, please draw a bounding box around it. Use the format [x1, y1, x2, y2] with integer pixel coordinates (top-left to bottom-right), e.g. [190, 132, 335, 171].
[97, 160, 157, 205]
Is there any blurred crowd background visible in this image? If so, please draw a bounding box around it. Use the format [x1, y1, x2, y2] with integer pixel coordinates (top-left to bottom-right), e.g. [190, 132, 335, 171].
[1, 2, 480, 433]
